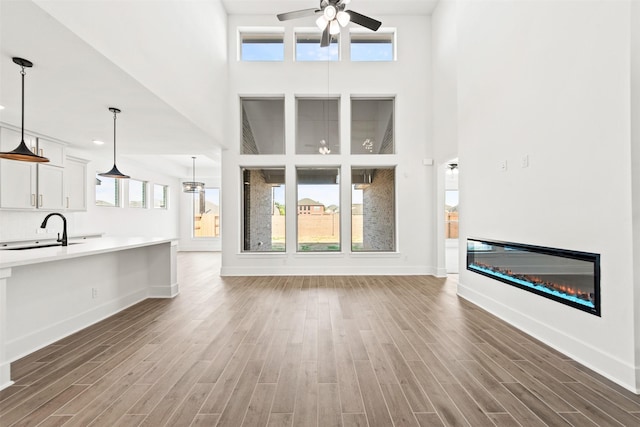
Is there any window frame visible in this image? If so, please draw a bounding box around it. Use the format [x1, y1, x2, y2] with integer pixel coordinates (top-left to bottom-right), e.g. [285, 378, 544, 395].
[294, 29, 340, 62]
[153, 184, 169, 209]
[95, 174, 120, 208]
[295, 97, 341, 155]
[349, 28, 396, 62]
[127, 178, 148, 209]
[240, 97, 286, 155]
[238, 28, 285, 62]
[296, 166, 342, 253]
[350, 97, 395, 155]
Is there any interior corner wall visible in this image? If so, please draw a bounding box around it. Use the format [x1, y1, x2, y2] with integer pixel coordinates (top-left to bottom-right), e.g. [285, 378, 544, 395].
[432, 0, 458, 277]
[456, 0, 637, 392]
[631, 0, 640, 392]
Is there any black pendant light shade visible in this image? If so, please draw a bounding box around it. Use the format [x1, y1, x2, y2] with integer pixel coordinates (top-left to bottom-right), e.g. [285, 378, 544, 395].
[0, 58, 50, 163]
[98, 107, 129, 179]
[182, 156, 205, 193]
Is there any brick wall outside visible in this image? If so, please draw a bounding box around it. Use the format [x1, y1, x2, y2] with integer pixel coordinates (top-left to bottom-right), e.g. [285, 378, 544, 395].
[246, 169, 273, 250]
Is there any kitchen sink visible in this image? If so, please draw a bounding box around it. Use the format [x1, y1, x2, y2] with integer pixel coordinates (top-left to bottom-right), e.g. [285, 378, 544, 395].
[1, 242, 82, 250]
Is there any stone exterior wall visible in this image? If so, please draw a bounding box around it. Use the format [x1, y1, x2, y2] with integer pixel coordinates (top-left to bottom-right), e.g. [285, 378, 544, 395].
[363, 168, 395, 251]
[244, 169, 273, 251]
[242, 108, 259, 154]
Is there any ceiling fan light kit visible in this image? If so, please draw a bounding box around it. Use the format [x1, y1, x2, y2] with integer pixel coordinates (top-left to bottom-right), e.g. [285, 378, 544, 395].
[278, 0, 381, 47]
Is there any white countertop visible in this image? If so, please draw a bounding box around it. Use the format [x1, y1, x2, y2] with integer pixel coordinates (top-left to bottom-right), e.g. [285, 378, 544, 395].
[0, 236, 176, 269]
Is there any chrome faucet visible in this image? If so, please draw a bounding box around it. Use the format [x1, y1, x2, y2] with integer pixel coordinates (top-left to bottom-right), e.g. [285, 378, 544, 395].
[40, 213, 68, 246]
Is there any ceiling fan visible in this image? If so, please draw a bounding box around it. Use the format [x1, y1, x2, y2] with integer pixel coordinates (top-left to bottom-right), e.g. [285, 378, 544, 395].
[277, 0, 382, 47]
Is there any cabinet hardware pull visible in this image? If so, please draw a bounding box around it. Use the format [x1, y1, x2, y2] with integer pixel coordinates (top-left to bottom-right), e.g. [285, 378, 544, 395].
[40, 148, 44, 157]
[31, 146, 36, 154]
[39, 194, 43, 207]
[31, 194, 36, 206]
[66, 197, 70, 209]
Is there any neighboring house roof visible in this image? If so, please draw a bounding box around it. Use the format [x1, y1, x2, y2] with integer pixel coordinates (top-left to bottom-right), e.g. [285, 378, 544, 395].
[298, 198, 324, 206]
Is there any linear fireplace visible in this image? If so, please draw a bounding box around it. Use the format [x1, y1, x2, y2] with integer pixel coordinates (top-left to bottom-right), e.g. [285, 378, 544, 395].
[467, 238, 601, 316]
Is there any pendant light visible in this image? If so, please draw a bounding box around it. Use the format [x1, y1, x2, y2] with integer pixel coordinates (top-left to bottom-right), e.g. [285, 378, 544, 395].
[0, 58, 49, 162]
[182, 156, 205, 193]
[98, 107, 129, 179]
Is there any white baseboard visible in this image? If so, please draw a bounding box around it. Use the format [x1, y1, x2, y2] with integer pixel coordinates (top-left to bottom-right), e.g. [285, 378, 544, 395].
[0, 362, 13, 391]
[458, 281, 639, 394]
[149, 283, 180, 298]
[6, 288, 147, 363]
[220, 265, 434, 276]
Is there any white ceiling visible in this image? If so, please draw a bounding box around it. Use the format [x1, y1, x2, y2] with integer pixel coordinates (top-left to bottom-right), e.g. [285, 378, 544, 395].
[221, 0, 440, 16]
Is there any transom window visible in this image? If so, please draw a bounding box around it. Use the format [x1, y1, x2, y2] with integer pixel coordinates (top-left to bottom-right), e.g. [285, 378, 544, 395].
[295, 32, 339, 61]
[350, 30, 395, 61]
[240, 32, 284, 61]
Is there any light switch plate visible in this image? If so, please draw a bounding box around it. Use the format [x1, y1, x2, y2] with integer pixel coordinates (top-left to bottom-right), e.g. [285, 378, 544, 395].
[499, 160, 507, 172]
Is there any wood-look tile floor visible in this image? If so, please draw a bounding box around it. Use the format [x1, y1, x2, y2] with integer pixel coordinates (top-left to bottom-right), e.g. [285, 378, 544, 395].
[2, 253, 640, 426]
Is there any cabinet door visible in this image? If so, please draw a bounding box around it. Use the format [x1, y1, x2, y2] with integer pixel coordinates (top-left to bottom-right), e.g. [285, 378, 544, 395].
[37, 164, 65, 210]
[0, 127, 38, 209]
[37, 138, 65, 167]
[65, 158, 87, 211]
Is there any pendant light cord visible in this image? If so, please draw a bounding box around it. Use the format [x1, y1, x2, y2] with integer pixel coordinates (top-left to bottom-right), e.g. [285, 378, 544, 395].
[113, 110, 117, 164]
[20, 66, 25, 143]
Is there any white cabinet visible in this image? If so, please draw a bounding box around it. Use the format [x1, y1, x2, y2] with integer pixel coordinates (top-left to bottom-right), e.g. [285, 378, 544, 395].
[37, 138, 65, 167]
[37, 164, 65, 210]
[0, 127, 38, 209]
[0, 126, 68, 211]
[65, 156, 88, 211]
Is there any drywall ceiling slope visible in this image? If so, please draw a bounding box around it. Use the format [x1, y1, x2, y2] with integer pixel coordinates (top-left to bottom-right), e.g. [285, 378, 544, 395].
[0, 0, 215, 158]
[33, 0, 228, 149]
[222, 0, 440, 15]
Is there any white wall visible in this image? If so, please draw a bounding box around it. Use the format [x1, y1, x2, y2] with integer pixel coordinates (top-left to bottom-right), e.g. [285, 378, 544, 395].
[432, 0, 459, 277]
[631, 0, 640, 392]
[221, 15, 434, 275]
[456, 0, 637, 391]
[0, 146, 181, 243]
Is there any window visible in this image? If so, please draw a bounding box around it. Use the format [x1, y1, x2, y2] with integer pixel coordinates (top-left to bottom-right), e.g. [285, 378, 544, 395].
[240, 32, 284, 61]
[153, 184, 168, 209]
[351, 167, 395, 252]
[95, 175, 119, 207]
[297, 167, 340, 252]
[296, 98, 340, 154]
[351, 98, 394, 154]
[295, 32, 339, 61]
[445, 190, 459, 239]
[242, 168, 285, 252]
[350, 31, 395, 61]
[128, 179, 147, 208]
[193, 188, 220, 238]
[241, 98, 285, 154]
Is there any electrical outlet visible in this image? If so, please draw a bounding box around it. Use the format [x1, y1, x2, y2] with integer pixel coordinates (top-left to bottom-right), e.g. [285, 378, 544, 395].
[521, 155, 529, 168]
[499, 160, 508, 172]
[92, 288, 98, 299]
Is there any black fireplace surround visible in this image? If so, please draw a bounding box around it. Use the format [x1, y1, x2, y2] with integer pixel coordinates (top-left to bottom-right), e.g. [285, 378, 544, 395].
[467, 238, 601, 316]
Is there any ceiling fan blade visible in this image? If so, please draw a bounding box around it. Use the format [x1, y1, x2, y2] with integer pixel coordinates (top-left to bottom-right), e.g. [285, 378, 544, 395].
[346, 10, 382, 31]
[320, 24, 331, 47]
[277, 8, 319, 21]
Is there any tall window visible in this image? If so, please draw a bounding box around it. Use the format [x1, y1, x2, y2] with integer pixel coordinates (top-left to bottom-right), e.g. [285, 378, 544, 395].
[445, 190, 459, 239]
[153, 184, 168, 209]
[351, 98, 394, 154]
[241, 98, 285, 154]
[352, 167, 395, 251]
[240, 32, 284, 61]
[350, 31, 395, 61]
[297, 167, 340, 252]
[242, 167, 285, 252]
[128, 179, 147, 208]
[95, 175, 119, 207]
[193, 188, 220, 238]
[296, 98, 340, 154]
[295, 32, 339, 61]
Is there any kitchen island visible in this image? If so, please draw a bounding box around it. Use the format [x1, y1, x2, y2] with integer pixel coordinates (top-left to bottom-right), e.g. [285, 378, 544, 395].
[0, 236, 178, 390]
